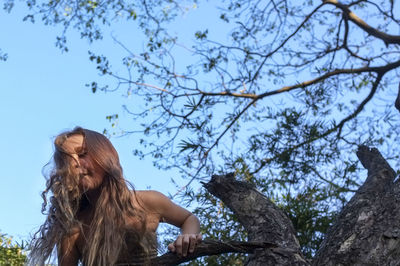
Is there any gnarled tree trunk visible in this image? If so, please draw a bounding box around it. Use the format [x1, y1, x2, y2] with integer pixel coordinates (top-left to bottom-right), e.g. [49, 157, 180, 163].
[313, 146, 399, 266]
[152, 145, 399, 265]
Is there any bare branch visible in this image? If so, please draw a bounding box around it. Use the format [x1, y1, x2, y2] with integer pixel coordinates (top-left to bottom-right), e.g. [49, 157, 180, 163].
[250, 2, 326, 83]
[324, 0, 400, 45]
[151, 239, 277, 265]
[198, 59, 400, 100]
[258, 59, 400, 99]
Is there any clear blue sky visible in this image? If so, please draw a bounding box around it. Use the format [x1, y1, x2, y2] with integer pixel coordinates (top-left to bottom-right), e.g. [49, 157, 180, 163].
[0, 4, 203, 243]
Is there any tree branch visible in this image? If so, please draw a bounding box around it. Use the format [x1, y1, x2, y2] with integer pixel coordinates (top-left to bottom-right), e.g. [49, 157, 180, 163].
[324, 0, 400, 45]
[251, 2, 326, 82]
[150, 239, 277, 266]
[198, 59, 400, 100]
[203, 173, 309, 265]
[253, 73, 383, 174]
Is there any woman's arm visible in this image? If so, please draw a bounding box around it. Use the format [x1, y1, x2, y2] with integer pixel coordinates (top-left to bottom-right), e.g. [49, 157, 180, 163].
[58, 231, 80, 266]
[139, 190, 202, 257]
[167, 213, 203, 257]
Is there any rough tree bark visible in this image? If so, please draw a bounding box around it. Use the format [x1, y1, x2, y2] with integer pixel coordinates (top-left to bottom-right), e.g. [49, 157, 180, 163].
[313, 146, 399, 266]
[150, 240, 277, 265]
[204, 173, 309, 266]
[151, 145, 399, 265]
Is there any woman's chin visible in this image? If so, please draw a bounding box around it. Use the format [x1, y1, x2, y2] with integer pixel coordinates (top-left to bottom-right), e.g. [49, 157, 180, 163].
[79, 178, 92, 191]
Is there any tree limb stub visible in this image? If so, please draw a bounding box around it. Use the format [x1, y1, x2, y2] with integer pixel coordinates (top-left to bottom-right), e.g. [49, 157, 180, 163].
[356, 145, 396, 180]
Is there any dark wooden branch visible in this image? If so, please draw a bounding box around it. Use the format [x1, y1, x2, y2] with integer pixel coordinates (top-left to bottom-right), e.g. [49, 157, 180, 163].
[324, 0, 400, 45]
[313, 145, 399, 265]
[150, 240, 277, 265]
[198, 59, 400, 101]
[203, 173, 309, 266]
[356, 145, 396, 178]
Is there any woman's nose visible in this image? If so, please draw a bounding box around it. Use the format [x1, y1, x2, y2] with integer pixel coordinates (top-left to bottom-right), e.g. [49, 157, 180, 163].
[71, 155, 80, 169]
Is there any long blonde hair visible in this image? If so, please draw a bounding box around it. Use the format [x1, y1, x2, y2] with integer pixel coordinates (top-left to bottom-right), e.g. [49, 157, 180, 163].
[28, 127, 147, 265]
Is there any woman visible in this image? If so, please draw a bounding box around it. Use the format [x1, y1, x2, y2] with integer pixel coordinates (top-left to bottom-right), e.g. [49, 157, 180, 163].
[29, 127, 202, 265]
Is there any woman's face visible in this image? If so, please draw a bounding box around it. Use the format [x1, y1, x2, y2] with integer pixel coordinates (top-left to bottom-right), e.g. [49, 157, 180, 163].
[61, 134, 105, 192]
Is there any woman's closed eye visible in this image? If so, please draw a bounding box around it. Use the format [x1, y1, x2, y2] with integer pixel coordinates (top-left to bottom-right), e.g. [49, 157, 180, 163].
[78, 151, 88, 158]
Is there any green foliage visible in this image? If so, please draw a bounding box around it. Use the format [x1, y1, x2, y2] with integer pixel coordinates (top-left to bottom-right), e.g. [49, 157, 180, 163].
[190, 191, 248, 265]
[5, 0, 400, 262]
[281, 186, 338, 258]
[0, 233, 27, 266]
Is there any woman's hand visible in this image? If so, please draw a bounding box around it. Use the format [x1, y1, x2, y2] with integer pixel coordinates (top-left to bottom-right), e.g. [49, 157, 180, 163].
[137, 191, 202, 257]
[168, 233, 202, 257]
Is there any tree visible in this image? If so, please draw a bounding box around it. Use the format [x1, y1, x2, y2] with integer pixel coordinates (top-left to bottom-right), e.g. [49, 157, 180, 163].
[5, 0, 400, 264]
[150, 145, 400, 265]
[0, 233, 27, 265]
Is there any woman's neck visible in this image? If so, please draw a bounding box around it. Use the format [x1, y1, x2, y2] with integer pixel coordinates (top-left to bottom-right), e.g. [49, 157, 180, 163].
[83, 185, 103, 206]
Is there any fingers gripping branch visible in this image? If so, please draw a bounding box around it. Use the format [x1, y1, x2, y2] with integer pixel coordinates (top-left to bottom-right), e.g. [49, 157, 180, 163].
[167, 233, 202, 257]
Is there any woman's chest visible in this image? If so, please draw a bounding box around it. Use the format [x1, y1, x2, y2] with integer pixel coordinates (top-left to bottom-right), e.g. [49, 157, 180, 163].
[75, 211, 161, 253]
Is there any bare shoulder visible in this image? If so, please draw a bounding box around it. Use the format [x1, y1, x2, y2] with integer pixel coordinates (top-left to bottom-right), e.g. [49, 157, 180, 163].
[131, 190, 171, 228]
[132, 190, 193, 227]
[133, 190, 169, 211]
[135, 190, 167, 199]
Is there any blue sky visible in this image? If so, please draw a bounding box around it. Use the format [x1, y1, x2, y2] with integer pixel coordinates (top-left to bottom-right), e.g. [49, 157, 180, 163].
[0, 4, 196, 243]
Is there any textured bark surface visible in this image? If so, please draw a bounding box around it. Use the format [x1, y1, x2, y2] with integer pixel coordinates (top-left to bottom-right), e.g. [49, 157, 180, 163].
[151, 173, 308, 266]
[204, 173, 309, 266]
[150, 240, 277, 266]
[152, 145, 399, 265]
[313, 145, 400, 266]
